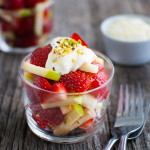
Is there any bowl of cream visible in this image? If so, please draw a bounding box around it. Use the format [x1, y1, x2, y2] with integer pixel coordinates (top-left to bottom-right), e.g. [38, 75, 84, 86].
[100, 14, 150, 66]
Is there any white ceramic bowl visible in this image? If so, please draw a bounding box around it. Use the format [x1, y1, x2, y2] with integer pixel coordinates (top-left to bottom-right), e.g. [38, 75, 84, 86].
[100, 14, 150, 66]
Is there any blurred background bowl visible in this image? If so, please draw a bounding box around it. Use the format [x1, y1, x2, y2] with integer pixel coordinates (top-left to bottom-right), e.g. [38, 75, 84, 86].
[100, 14, 150, 66]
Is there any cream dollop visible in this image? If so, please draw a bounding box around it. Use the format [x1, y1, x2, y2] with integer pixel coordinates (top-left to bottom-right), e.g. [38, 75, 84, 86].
[45, 37, 97, 75]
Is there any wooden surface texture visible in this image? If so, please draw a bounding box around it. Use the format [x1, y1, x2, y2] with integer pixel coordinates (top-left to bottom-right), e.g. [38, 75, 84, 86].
[0, 0, 150, 149]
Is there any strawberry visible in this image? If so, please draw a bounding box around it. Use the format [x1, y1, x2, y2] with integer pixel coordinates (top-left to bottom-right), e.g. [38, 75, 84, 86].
[3, 0, 24, 10]
[71, 33, 88, 47]
[31, 104, 64, 127]
[90, 72, 109, 100]
[15, 16, 34, 36]
[43, 18, 53, 33]
[33, 75, 51, 91]
[13, 34, 37, 47]
[25, 0, 46, 8]
[60, 71, 94, 93]
[79, 118, 94, 129]
[41, 83, 68, 105]
[30, 44, 52, 67]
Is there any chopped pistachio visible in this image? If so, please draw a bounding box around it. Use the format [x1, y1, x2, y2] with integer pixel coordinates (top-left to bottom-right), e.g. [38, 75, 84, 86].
[77, 40, 82, 44]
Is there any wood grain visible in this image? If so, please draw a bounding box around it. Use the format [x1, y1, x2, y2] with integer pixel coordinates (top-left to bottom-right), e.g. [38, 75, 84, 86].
[0, 0, 150, 149]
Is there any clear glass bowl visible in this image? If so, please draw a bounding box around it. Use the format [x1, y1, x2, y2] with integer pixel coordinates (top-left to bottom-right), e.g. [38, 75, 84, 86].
[0, 0, 54, 54]
[19, 50, 114, 143]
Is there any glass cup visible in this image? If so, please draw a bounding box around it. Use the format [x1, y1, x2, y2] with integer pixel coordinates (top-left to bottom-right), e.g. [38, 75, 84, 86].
[19, 50, 114, 143]
[0, 0, 54, 54]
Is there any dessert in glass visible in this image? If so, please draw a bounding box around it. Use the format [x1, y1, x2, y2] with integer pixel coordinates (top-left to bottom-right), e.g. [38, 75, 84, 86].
[19, 33, 114, 143]
[0, 0, 53, 53]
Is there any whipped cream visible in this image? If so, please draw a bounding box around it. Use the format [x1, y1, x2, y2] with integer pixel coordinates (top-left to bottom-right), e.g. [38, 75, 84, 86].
[45, 37, 97, 75]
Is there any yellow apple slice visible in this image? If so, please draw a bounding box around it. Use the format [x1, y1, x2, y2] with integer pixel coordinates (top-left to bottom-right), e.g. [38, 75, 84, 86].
[79, 63, 98, 73]
[68, 108, 96, 132]
[22, 61, 60, 81]
[53, 105, 84, 136]
[24, 72, 34, 83]
[60, 106, 72, 115]
[95, 57, 104, 65]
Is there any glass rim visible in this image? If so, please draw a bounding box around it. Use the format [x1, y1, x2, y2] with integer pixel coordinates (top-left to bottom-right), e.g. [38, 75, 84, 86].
[19, 49, 115, 95]
[0, 0, 54, 15]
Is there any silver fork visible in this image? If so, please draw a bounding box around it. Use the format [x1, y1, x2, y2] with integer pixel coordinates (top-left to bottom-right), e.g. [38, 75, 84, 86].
[104, 84, 143, 150]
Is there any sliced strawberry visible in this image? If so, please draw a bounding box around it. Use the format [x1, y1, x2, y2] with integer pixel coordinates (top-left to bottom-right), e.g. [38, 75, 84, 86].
[25, 0, 46, 8]
[41, 83, 68, 105]
[33, 75, 51, 91]
[43, 18, 53, 33]
[90, 72, 109, 100]
[1, 21, 12, 32]
[3, 0, 24, 10]
[71, 33, 88, 47]
[30, 44, 52, 67]
[60, 71, 94, 93]
[79, 118, 94, 129]
[31, 104, 64, 127]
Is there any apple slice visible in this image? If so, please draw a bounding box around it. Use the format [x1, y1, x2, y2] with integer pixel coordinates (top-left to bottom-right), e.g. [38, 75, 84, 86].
[53, 105, 84, 136]
[95, 57, 104, 65]
[41, 96, 82, 109]
[24, 72, 34, 83]
[79, 62, 98, 73]
[68, 108, 96, 132]
[34, 2, 45, 37]
[60, 106, 72, 115]
[22, 61, 61, 81]
[41, 94, 97, 110]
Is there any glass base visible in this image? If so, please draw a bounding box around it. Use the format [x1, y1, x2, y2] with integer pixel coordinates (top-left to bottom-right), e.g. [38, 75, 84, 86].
[26, 109, 105, 144]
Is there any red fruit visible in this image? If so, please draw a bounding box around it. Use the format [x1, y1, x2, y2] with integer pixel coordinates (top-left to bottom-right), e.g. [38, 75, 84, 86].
[13, 34, 37, 47]
[71, 33, 88, 47]
[30, 44, 52, 67]
[60, 71, 94, 93]
[25, 0, 45, 8]
[15, 16, 34, 36]
[3, 0, 24, 10]
[33, 75, 51, 91]
[79, 118, 94, 129]
[41, 83, 68, 104]
[31, 104, 64, 127]
[90, 72, 109, 100]
[43, 18, 53, 33]
[1, 21, 12, 32]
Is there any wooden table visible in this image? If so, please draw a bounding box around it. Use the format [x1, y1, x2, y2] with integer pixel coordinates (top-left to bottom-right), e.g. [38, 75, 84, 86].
[0, 0, 150, 149]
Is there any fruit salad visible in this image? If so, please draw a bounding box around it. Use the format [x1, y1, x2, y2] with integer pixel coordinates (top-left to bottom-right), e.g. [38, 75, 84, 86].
[0, 0, 53, 48]
[20, 33, 113, 137]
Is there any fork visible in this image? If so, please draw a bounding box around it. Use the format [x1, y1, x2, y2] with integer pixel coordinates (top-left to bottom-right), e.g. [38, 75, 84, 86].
[104, 84, 143, 150]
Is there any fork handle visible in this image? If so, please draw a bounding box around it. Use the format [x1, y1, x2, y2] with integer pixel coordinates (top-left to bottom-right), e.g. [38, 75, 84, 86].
[103, 137, 118, 150]
[118, 135, 128, 150]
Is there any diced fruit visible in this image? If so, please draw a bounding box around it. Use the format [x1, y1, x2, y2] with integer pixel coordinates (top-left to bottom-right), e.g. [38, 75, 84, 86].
[82, 94, 97, 110]
[66, 108, 96, 133]
[41, 96, 80, 109]
[79, 62, 98, 73]
[24, 72, 34, 83]
[53, 105, 84, 136]
[79, 118, 94, 129]
[41, 83, 68, 107]
[95, 57, 104, 65]
[60, 106, 72, 115]
[73, 96, 83, 104]
[43, 18, 53, 33]
[30, 44, 52, 67]
[41, 94, 97, 110]
[71, 33, 88, 47]
[15, 16, 34, 36]
[25, 0, 45, 8]
[34, 2, 45, 36]
[90, 72, 109, 99]
[92, 60, 104, 73]
[3, 0, 24, 10]
[19, 9, 32, 18]
[95, 102, 103, 117]
[31, 104, 64, 127]
[13, 34, 37, 47]
[60, 70, 94, 92]
[22, 62, 61, 81]
[33, 75, 51, 91]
